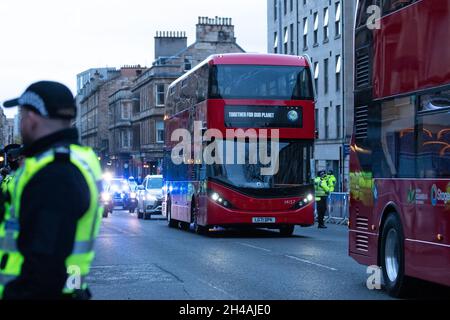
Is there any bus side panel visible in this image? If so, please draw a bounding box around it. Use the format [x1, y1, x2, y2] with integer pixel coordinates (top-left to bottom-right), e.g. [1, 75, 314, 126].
[373, 0, 450, 99]
[406, 179, 450, 286]
[348, 144, 379, 266]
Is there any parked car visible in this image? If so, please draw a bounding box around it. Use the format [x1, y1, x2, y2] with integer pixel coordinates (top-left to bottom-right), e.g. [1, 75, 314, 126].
[105, 178, 138, 213]
[137, 175, 163, 220]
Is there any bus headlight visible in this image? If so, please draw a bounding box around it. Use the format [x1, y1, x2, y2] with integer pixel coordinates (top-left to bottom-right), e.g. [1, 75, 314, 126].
[209, 191, 232, 209]
[294, 194, 314, 209]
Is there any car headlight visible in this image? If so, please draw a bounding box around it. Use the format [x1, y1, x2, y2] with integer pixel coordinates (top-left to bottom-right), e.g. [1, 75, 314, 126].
[209, 191, 232, 209]
[147, 194, 156, 201]
[130, 192, 137, 199]
[101, 192, 111, 202]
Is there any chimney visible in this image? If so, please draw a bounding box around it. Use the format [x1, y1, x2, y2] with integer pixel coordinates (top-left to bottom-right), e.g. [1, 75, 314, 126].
[154, 30, 188, 60]
[196, 16, 236, 43]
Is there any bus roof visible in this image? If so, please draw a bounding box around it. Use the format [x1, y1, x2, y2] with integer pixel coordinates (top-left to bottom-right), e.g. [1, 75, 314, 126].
[208, 53, 310, 67]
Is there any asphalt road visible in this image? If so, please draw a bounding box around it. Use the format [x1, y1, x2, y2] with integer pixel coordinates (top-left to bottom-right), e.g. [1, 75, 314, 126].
[88, 210, 449, 300]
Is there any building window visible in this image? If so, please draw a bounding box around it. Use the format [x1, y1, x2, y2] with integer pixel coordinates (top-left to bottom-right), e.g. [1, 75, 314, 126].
[336, 105, 341, 138]
[274, 0, 278, 20]
[335, 2, 341, 37]
[290, 0, 294, 12]
[156, 84, 165, 106]
[120, 130, 132, 148]
[313, 12, 319, 45]
[324, 107, 329, 139]
[121, 103, 131, 120]
[323, 7, 329, 42]
[324, 58, 329, 94]
[303, 17, 308, 50]
[274, 32, 278, 53]
[314, 62, 319, 96]
[335, 55, 342, 92]
[156, 121, 164, 144]
[184, 57, 192, 71]
[283, 27, 288, 54]
[315, 108, 319, 133]
[284, 0, 287, 15]
[289, 23, 294, 54]
[303, 0, 306, 5]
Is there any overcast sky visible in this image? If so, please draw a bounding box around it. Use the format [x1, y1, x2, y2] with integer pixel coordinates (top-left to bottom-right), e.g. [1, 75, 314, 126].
[0, 0, 267, 118]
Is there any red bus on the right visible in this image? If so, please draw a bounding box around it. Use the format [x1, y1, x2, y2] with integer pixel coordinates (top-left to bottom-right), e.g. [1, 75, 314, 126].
[349, 0, 450, 297]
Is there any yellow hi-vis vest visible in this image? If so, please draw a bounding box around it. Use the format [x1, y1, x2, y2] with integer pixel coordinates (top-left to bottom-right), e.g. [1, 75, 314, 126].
[0, 174, 15, 265]
[314, 177, 330, 200]
[0, 145, 103, 299]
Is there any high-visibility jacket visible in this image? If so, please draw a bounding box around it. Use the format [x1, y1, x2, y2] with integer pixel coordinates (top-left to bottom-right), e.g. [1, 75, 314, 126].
[326, 174, 337, 193]
[0, 145, 103, 299]
[314, 177, 330, 201]
[0, 173, 15, 262]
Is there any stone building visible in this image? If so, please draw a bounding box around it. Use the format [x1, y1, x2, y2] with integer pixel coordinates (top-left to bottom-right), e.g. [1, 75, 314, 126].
[128, 16, 245, 179]
[267, 0, 355, 191]
[77, 66, 146, 167]
[0, 108, 6, 149]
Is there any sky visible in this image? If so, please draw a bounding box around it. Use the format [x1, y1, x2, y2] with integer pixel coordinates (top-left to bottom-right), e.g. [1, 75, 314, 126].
[0, 0, 267, 118]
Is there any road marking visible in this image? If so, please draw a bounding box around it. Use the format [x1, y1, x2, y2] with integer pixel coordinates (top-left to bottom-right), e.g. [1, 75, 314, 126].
[285, 255, 338, 271]
[238, 242, 272, 252]
[197, 278, 238, 299]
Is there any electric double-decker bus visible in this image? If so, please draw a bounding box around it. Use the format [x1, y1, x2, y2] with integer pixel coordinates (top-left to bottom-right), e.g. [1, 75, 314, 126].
[163, 53, 316, 236]
[349, 0, 450, 297]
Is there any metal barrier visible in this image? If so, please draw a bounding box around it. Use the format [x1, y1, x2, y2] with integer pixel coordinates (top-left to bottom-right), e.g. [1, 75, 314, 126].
[325, 192, 349, 225]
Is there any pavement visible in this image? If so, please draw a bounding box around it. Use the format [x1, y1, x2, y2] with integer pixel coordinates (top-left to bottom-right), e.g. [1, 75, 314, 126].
[88, 210, 449, 300]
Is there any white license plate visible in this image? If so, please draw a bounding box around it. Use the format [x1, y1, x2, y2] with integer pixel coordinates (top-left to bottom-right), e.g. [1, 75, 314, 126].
[252, 217, 276, 224]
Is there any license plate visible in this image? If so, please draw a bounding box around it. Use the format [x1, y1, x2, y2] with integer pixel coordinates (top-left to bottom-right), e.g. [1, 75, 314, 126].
[252, 217, 276, 224]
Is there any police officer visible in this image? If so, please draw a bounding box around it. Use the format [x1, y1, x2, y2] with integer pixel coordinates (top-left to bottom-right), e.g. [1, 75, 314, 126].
[315, 170, 330, 229]
[0, 81, 103, 300]
[326, 169, 337, 193]
[0, 144, 22, 223]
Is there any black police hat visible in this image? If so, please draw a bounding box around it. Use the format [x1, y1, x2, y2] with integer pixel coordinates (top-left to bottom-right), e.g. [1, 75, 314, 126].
[3, 81, 76, 120]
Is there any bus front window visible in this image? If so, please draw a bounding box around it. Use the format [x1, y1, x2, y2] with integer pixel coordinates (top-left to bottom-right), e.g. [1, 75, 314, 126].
[207, 140, 314, 194]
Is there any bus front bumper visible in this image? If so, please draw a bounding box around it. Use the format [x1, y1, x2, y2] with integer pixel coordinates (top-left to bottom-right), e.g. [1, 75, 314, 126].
[205, 200, 315, 227]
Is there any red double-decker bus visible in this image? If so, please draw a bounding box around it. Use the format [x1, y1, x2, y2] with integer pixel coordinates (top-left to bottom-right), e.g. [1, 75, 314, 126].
[163, 53, 316, 236]
[349, 0, 450, 297]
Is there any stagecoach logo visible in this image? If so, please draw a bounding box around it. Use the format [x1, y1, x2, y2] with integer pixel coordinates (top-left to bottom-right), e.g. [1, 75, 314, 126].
[431, 184, 450, 207]
[287, 110, 299, 122]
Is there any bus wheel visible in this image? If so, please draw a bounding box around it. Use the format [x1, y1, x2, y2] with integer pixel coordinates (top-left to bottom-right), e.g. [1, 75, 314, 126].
[191, 199, 207, 235]
[167, 199, 177, 228]
[279, 225, 295, 237]
[380, 214, 413, 298]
